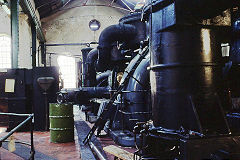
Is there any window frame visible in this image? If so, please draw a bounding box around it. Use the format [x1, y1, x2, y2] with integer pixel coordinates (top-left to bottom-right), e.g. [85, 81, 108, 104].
[0, 34, 11, 71]
[57, 55, 77, 89]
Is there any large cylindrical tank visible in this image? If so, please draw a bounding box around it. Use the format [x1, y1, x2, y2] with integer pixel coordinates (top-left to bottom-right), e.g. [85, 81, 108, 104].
[230, 18, 240, 64]
[176, 0, 238, 19]
[228, 18, 240, 111]
[49, 103, 74, 143]
[150, 25, 231, 135]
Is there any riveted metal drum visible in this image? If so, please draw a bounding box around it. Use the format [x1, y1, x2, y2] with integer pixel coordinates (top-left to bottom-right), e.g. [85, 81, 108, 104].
[49, 103, 74, 143]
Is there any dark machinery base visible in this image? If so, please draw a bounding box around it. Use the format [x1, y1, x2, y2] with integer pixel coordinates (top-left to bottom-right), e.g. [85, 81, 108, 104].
[138, 132, 240, 160]
[109, 130, 139, 147]
[180, 136, 240, 160]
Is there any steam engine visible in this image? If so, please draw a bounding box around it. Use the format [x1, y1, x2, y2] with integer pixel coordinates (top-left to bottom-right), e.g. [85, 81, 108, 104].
[58, 0, 240, 159]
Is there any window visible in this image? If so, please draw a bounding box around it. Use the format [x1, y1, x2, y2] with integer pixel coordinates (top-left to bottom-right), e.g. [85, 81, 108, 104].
[0, 35, 11, 68]
[57, 56, 76, 88]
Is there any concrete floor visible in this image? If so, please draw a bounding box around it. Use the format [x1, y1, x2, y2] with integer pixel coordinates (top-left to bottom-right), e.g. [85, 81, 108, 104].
[0, 106, 136, 160]
[0, 129, 81, 160]
[0, 147, 23, 160]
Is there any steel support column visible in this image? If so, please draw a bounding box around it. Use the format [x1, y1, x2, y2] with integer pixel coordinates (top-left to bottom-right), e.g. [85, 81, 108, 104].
[40, 43, 46, 67]
[11, 0, 19, 68]
[31, 22, 36, 67]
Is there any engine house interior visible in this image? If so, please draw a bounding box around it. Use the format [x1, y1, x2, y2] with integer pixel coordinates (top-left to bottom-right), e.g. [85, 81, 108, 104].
[0, 0, 240, 159]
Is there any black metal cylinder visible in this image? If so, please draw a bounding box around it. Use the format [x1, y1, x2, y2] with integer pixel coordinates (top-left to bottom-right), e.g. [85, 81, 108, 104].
[230, 19, 240, 64]
[149, 0, 239, 20]
[150, 26, 231, 135]
[57, 87, 110, 104]
[176, 0, 238, 19]
[96, 71, 111, 87]
[81, 47, 94, 87]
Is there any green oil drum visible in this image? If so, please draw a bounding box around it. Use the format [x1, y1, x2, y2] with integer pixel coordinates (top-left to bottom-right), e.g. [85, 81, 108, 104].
[49, 103, 74, 143]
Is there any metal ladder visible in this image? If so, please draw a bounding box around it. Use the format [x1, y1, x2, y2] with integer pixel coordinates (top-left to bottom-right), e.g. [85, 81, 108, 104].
[83, 46, 149, 144]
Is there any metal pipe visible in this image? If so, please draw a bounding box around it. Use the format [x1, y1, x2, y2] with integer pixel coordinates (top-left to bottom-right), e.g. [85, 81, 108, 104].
[37, 45, 40, 66]
[46, 52, 81, 58]
[44, 92, 48, 131]
[3, 140, 31, 146]
[57, 87, 110, 104]
[97, 23, 137, 71]
[35, 0, 59, 10]
[81, 48, 94, 87]
[45, 43, 94, 47]
[0, 114, 33, 142]
[96, 71, 111, 84]
[0, 112, 32, 117]
[31, 22, 37, 67]
[40, 43, 46, 67]
[30, 116, 35, 160]
[0, 114, 35, 159]
[19, 0, 46, 42]
[119, 110, 151, 115]
[62, 0, 72, 8]
[89, 141, 107, 160]
[85, 49, 98, 87]
[120, 0, 134, 12]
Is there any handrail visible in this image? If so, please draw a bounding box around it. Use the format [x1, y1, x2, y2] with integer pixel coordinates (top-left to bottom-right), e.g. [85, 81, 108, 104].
[0, 112, 33, 117]
[0, 112, 35, 160]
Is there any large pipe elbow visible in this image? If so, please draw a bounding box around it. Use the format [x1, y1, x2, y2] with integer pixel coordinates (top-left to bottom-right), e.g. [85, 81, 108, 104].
[85, 49, 98, 86]
[81, 49, 98, 87]
[96, 23, 137, 71]
[81, 48, 95, 87]
[86, 49, 98, 65]
[96, 70, 111, 86]
[98, 23, 137, 48]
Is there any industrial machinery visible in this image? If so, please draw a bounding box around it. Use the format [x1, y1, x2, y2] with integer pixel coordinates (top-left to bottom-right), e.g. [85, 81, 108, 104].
[58, 12, 151, 147]
[133, 0, 240, 159]
[58, 0, 240, 159]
